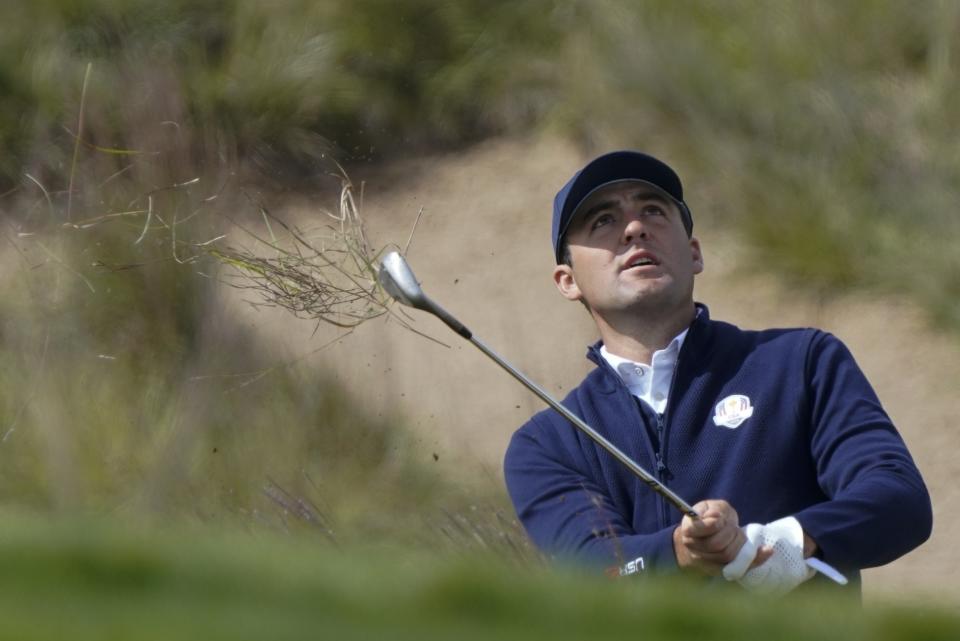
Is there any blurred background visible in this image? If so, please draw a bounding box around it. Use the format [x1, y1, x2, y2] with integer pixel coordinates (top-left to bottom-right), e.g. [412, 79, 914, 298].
[1, 0, 958, 623]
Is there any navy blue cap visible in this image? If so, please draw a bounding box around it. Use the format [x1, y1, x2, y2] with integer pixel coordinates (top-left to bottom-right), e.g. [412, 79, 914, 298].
[552, 151, 693, 263]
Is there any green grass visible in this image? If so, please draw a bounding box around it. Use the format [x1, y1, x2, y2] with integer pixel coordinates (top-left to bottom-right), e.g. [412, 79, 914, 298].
[0, 512, 956, 641]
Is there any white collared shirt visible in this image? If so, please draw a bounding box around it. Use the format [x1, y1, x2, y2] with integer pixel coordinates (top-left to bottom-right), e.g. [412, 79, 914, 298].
[599, 326, 691, 415]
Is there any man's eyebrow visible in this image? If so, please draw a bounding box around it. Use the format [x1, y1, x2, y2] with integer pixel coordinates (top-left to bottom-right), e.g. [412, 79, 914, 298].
[581, 199, 617, 221]
[580, 190, 671, 221]
[630, 190, 670, 205]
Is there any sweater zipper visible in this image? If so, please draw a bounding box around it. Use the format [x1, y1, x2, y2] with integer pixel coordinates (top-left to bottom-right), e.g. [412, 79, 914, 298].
[655, 412, 670, 525]
[657, 314, 699, 525]
[654, 414, 667, 477]
[613, 382, 666, 529]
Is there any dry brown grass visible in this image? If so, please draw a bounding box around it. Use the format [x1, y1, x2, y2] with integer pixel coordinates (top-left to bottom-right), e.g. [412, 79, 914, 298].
[204, 174, 439, 341]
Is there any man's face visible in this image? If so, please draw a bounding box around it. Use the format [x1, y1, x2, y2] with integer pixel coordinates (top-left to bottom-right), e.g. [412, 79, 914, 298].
[553, 181, 703, 318]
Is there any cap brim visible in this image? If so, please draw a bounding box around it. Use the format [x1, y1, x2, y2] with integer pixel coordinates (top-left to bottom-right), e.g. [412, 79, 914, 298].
[563, 178, 683, 235]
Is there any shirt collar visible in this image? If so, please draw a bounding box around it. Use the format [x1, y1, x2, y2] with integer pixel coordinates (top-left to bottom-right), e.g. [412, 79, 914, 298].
[598, 307, 699, 369]
[599, 326, 688, 372]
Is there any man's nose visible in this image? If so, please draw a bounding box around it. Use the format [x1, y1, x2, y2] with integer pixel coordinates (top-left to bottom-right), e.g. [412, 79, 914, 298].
[622, 213, 649, 244]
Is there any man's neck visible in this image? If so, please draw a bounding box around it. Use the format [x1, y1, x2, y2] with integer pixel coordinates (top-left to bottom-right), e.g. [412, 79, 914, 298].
[592, 302, 697, 365]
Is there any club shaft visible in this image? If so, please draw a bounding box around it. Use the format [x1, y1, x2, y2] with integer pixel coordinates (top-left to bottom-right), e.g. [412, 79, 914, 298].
[467, 334, 698, 518]
[410, 286, 697, 518]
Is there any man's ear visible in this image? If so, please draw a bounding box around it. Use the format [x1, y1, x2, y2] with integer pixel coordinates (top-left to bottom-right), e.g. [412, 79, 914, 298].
[690, 237, 704, 275]
[553, 264, 583, 302]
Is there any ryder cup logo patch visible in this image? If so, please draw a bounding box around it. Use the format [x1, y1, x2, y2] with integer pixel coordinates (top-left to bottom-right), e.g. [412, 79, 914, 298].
[712, 395, 754, 429]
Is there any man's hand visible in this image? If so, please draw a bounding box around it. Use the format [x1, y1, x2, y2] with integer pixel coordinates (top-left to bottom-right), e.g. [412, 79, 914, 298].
[803, 532, 819, 559]
[734, 517, 816, 595]
[673, 499, 772, 576]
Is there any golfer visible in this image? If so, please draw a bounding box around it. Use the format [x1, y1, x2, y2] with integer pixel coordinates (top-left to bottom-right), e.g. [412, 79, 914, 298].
[503, 151, 932, 594]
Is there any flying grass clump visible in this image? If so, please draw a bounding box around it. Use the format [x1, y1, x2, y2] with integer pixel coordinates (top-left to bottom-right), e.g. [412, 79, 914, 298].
[210, 177, 394, 330]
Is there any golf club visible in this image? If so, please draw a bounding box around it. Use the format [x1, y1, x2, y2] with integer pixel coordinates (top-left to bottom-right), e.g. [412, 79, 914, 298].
[377, 250, 847, 585]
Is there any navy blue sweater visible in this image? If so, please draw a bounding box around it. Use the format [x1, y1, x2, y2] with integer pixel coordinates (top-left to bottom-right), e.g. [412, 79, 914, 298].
[504, 306, 932, 584]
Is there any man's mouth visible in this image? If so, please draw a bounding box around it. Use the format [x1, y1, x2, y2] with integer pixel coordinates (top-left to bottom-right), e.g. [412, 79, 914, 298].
[623, 251, 660, 270]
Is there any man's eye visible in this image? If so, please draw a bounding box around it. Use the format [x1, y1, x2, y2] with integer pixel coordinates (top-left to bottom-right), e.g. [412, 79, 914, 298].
[591, 213, 614, 230]
[642, 206, 665, 217]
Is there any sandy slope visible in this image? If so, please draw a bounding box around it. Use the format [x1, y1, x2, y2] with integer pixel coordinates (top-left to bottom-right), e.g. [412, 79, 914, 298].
[242, 136, 958, 604]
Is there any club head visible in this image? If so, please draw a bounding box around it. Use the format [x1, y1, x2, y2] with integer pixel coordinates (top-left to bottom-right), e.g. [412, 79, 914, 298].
[378, 251, 430, 311]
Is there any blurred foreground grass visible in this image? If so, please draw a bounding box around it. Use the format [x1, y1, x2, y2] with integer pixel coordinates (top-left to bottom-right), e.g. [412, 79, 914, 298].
[0, 512, 957, 641]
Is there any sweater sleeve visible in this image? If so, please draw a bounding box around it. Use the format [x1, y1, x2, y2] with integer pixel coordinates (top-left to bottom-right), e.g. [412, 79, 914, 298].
[793, 332, 932, 570]
[504, 420, 678, 575]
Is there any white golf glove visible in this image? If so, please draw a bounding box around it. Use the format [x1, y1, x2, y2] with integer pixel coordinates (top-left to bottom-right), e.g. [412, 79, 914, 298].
[722, 516, 815, 596]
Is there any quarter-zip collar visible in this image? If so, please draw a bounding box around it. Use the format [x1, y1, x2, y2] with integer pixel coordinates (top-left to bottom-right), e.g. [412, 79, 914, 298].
[599, 311, 697, 414]
[587, 303, 711, 394]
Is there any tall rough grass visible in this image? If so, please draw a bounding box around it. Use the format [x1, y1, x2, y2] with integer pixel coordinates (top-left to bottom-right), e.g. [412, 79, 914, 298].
[3, 0, 957, 328]
[0, 114, 526, 563]
[0, 156, 539, 556]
